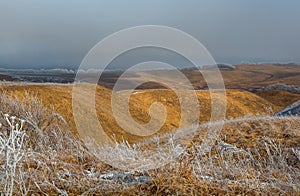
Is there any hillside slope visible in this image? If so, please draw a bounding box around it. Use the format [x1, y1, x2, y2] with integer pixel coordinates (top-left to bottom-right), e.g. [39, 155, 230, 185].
[0, 83, 280, 143]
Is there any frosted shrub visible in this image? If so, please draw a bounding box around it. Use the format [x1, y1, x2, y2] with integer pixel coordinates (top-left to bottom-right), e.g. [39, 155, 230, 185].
[0, 114, 28, 196]
[0, 92, 90, 195]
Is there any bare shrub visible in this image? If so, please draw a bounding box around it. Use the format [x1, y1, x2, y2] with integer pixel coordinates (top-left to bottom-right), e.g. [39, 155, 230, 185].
[0, 114, 27, 195]
[0, 93, 101, 195]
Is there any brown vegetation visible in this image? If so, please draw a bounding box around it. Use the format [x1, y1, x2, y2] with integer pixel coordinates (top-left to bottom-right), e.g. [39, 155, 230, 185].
[0, 93, 299, 195]
[0, 83, 281, 143]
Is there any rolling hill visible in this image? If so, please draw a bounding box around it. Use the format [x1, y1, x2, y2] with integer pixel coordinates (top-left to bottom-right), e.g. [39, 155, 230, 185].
[0, 83, 282, 143]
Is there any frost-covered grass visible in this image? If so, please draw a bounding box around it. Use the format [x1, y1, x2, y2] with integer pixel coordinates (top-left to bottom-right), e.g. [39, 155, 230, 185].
[0, 93, 299, 195]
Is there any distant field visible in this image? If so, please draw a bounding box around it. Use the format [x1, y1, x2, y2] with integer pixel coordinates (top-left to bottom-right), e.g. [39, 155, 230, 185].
[97, 64, 300, 90]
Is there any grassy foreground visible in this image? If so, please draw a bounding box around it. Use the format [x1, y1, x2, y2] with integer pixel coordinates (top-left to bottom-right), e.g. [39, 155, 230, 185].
[0, 92, 299, 195]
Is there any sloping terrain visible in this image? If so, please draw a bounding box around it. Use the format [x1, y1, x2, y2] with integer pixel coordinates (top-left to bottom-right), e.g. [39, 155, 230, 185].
[222, 64, 300, 89]
[0, 83, 280, 143]
[0, 92, 299, 195]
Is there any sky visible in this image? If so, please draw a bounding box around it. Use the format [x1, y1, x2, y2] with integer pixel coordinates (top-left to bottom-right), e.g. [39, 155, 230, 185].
[0, 0, 300, 69]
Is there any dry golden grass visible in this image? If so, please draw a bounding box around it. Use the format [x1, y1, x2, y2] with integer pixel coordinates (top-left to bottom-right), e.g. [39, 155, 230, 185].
[148, 116, 300, 195]
[0, 84, 299, 195]
[0, 83, 281, 144]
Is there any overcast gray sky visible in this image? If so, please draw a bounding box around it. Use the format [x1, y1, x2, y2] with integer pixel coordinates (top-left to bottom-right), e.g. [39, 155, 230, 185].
[0, 0, 300, 69]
